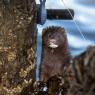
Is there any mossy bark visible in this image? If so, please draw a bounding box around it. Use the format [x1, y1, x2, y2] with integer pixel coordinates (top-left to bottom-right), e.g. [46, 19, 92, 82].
[0, 0, 37, 94]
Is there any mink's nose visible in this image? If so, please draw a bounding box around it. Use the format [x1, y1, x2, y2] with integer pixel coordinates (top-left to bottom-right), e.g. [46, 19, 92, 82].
[49, 39, 56, 43]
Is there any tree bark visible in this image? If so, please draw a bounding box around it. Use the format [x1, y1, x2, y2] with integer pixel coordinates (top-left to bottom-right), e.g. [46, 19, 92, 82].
[0, 0, 37, 94]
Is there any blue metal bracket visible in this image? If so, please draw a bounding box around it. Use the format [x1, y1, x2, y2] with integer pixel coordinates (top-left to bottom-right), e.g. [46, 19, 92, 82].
[37, 0, 47, 25]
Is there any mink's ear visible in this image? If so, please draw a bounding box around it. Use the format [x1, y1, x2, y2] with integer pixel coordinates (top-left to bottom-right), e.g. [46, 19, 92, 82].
[42, 28, 46, 36]
[58, 27, 65, 33]
[42, 26, 54, 37]
[59, 27, 67, 37]
[42, 27, 50, 38]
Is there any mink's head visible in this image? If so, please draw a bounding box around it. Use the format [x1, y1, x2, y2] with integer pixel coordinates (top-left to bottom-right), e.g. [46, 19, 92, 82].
[42, 26, 68, 49]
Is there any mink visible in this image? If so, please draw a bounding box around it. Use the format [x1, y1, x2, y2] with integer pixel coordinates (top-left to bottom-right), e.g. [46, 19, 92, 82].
[40, 26, 71, 82]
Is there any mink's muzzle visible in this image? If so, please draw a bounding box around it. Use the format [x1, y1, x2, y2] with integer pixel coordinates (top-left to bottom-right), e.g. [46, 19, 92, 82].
[48, 39, 59, 48]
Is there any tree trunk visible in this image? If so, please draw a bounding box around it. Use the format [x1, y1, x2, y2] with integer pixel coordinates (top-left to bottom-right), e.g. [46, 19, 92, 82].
[0, 0, 37, 94]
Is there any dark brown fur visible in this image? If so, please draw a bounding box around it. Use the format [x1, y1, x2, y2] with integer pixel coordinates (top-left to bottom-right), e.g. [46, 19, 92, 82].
[40, 26, 71, 82]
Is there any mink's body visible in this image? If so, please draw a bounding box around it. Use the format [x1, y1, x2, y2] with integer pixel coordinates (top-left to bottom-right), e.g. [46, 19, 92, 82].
[40, 26, 71, 82]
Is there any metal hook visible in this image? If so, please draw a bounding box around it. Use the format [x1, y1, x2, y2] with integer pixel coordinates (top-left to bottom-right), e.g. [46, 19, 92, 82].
[40, 0, 46, 3]
[37, 0, 47, 25]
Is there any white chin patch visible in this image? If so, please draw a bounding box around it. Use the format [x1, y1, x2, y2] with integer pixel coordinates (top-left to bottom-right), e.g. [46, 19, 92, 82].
[49, 43, 58, 48]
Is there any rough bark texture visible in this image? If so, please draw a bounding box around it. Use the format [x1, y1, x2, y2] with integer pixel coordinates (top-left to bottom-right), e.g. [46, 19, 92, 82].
[0, 0, 37, 95]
